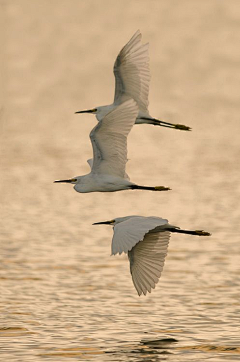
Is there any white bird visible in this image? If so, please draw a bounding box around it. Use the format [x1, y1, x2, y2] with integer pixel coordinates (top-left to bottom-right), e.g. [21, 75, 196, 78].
[55, 99, 170, 193]
[75, 30, 191, 131]
[93, 215, 211, 296]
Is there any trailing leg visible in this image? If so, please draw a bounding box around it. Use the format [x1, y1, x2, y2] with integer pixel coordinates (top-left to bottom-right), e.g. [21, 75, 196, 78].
[140, 117, 191, 131]
[167, 227, 211, 236]
[130, 185, 171, 191]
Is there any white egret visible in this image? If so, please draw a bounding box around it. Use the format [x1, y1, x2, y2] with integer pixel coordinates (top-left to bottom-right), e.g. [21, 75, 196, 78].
[75, 30, 191, 131]
[55, 99, 170, 193]
[93, 216, 211, 296]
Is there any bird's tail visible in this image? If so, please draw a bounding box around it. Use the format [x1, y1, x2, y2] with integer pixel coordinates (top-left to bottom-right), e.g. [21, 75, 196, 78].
[130, 185, 171, 191]
[166, 227, 211, 236]
[141, 117, 191, 131]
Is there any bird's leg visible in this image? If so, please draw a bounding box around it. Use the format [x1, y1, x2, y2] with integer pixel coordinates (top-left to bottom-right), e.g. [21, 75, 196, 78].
[167, 228, 211, 236]
[140, 117, 191, 131]
[130, 185, 171, 191]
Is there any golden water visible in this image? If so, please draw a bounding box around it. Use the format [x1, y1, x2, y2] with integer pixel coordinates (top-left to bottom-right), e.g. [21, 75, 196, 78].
[1, 1, 240, 360]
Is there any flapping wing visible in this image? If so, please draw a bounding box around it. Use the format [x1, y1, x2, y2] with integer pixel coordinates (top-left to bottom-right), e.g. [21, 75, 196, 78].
[113, 30, 150, 113]
[87, 157, 129, 180]
[111, 216, 168, 255]
[90, 99, 138, 178]
[128, 231, 170, 296]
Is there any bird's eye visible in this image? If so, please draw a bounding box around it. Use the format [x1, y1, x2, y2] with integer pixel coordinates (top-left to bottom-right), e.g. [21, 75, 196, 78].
[71, 178, 77, 182]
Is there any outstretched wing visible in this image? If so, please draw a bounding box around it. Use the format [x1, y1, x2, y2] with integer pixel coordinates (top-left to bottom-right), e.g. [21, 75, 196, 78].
[113, 30, 150, 113]
[87, 157, 129, 180]
[128, 230, 170, 296]
[90, 99, 138, 178]
[111, 216, 168, 255]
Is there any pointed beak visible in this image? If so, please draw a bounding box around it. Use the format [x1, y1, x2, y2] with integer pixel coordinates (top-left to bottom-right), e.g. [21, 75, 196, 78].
[93, 220, 114, 225]
[75, 108, 96, 114]
[54, 179, 73, 183]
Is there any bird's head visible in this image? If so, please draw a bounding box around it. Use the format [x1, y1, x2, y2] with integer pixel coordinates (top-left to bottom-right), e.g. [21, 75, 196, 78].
[75, 105, 114, 121]
[54, 176, 80, 185]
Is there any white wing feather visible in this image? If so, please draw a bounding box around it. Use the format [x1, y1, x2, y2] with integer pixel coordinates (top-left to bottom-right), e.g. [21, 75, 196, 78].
[128, 231, 170, 296]
[113, 30, 150, 113]
[87, 157, 129, 180]
[111, 216, 168, 255]
[90, 99, 138, 178]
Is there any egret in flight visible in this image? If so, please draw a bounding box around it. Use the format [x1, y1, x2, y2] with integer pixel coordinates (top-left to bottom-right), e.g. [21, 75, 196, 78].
[75, 30, 190, 131]
[93, 215, 211, 296]
[55, 99, 170, 193]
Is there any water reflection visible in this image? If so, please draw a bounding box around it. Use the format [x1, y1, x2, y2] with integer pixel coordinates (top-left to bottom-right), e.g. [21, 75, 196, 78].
[38, 338, 177, 360]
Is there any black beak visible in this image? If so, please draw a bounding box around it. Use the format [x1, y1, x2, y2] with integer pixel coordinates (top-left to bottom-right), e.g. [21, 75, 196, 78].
[54, 179, 72, 183]
[92, 221, 113, 225]
[75, 109, 95, 114]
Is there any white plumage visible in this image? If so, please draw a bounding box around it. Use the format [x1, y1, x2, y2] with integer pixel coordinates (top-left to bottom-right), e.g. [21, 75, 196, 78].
[113, 30, 150, 114]
[76, 30, 190, 131]
[111, 216, 171, 296]
[89, 99, 135, 179]
[93, 216, 211, 296]
[111, 216, 168, 255]
[129, 230, 170, 296]
[55, 99, 170, 193]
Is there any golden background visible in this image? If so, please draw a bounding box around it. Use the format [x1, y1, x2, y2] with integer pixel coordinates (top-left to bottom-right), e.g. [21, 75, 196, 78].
[1, 0, 240, 360]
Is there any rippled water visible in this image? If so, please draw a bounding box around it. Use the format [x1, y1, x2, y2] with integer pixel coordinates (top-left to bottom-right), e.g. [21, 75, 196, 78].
[1, 0, 240, 361]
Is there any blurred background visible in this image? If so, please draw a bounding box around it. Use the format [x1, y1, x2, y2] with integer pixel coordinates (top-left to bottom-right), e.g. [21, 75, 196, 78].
[1, 0, 240, 361]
